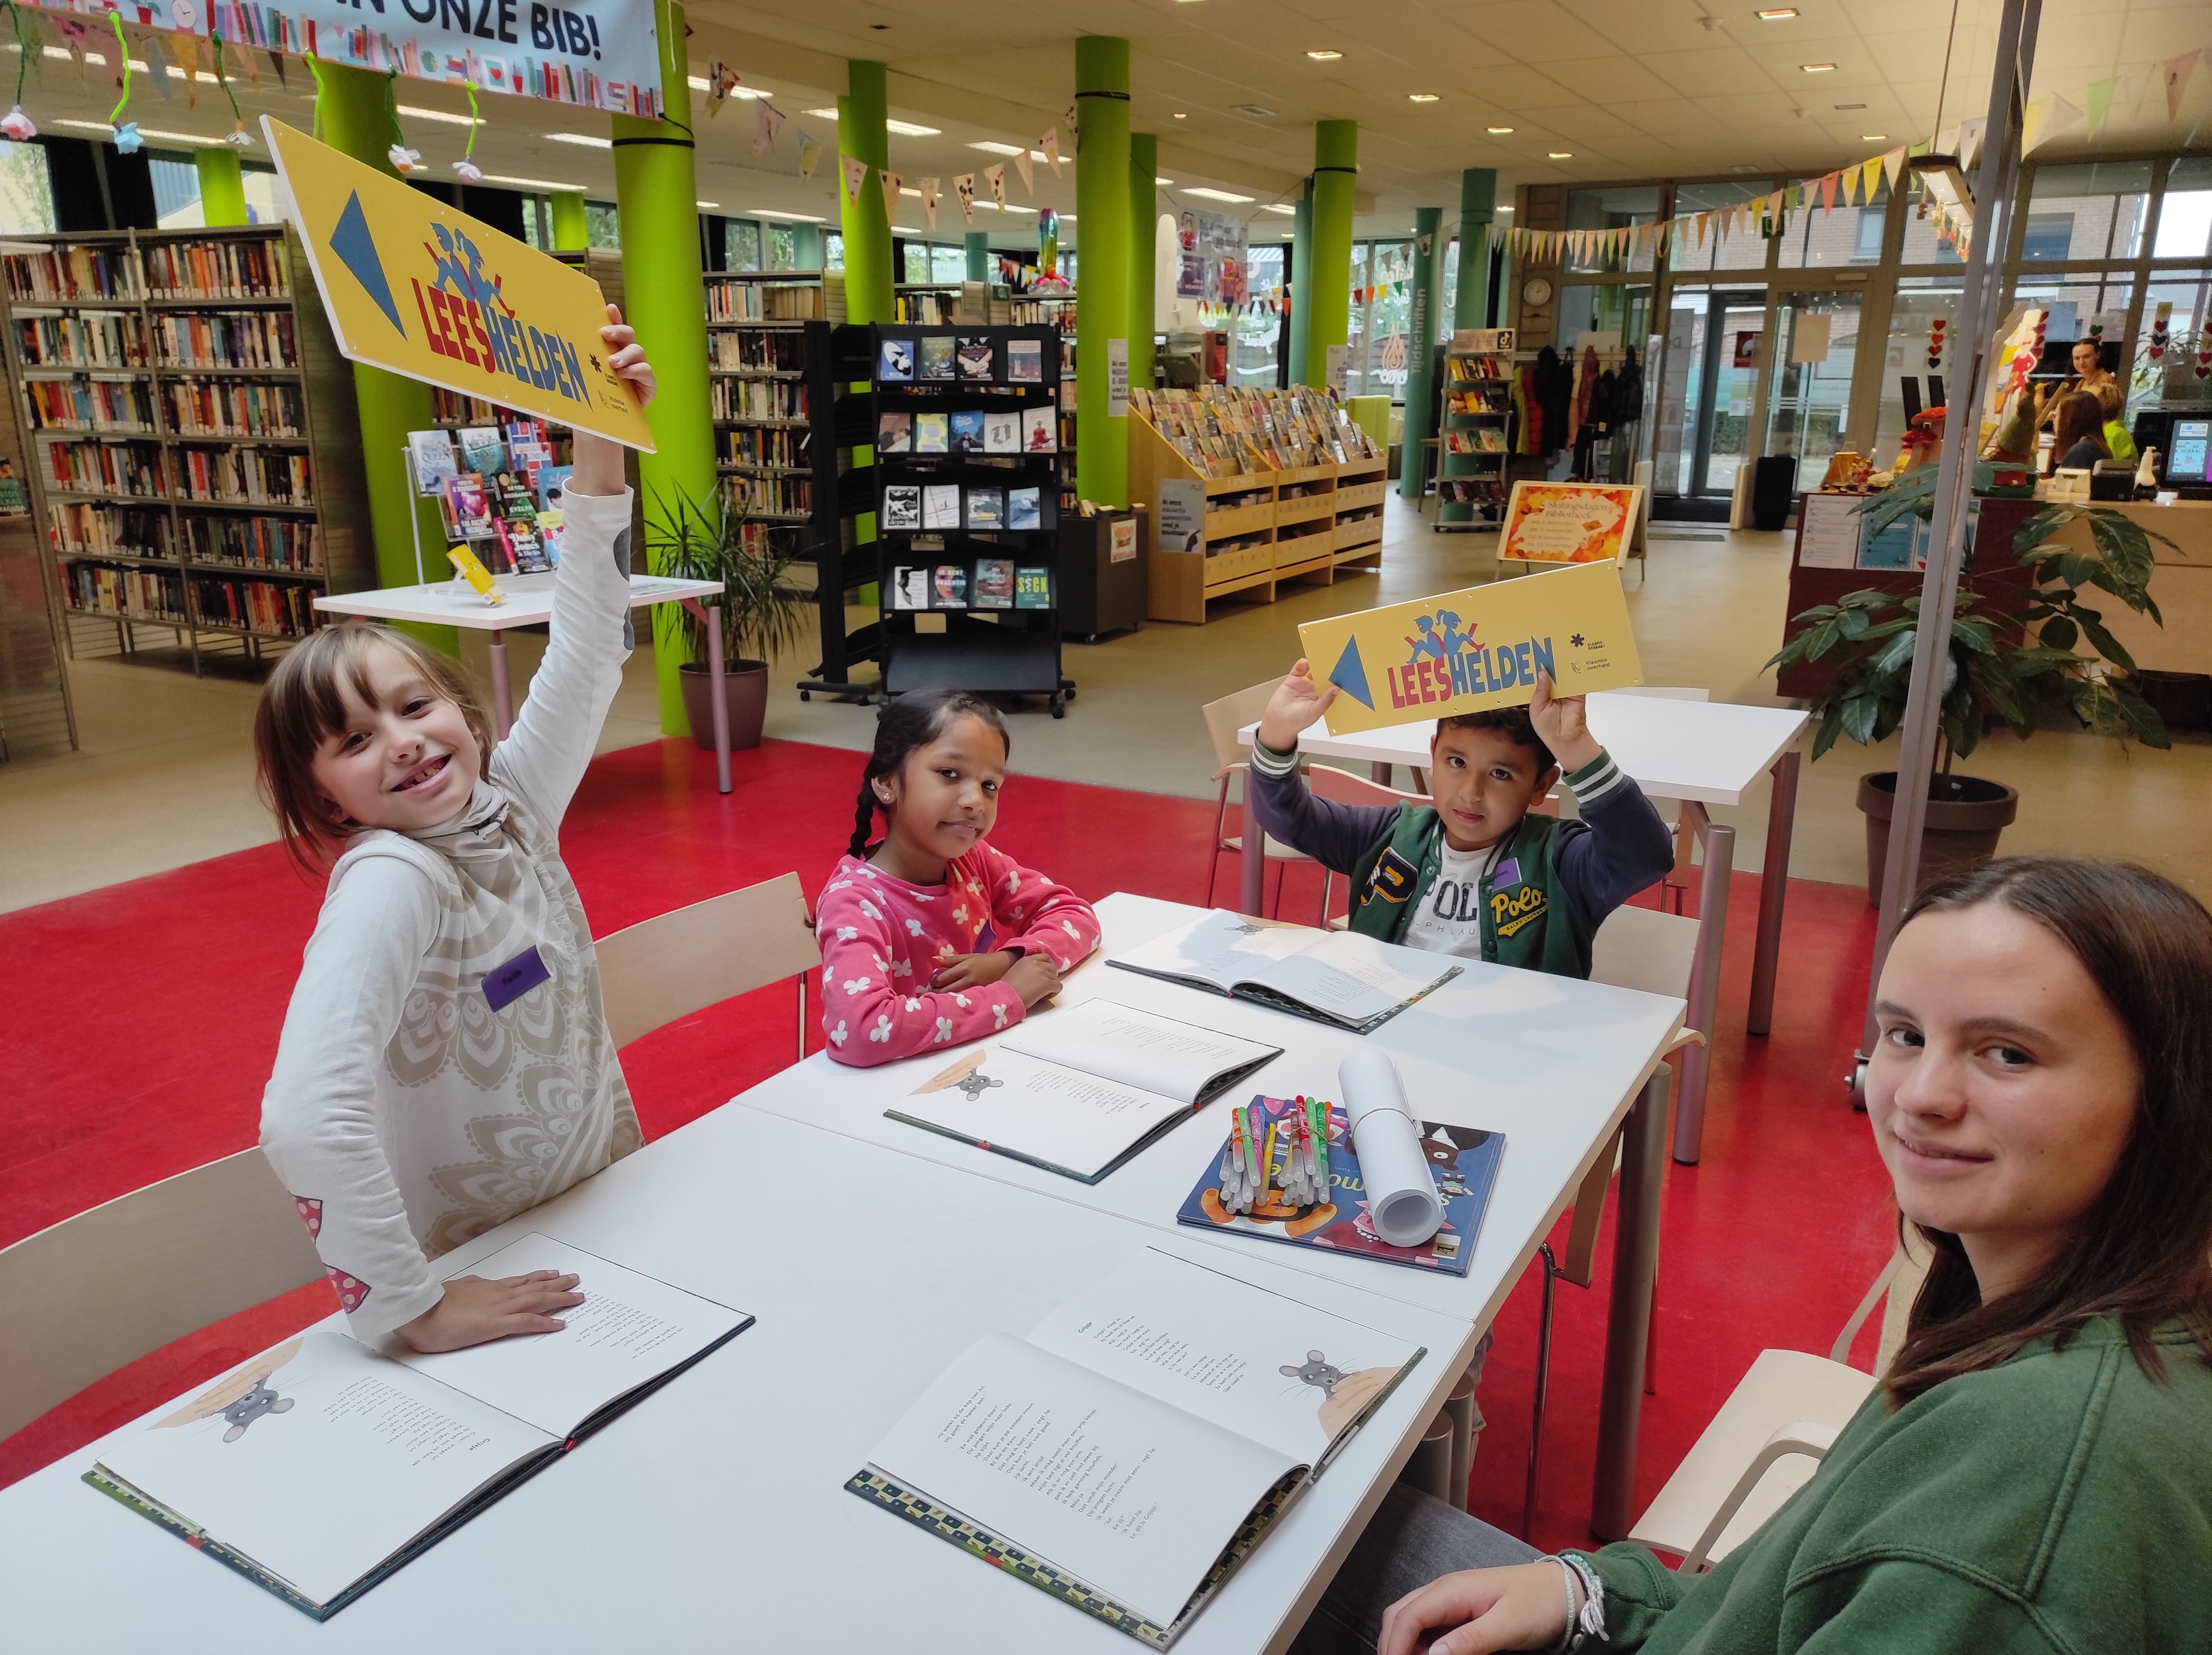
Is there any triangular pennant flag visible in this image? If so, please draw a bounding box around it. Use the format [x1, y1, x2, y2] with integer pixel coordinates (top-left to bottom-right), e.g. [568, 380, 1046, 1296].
[751, 98, 780, 157]
[1064, 103, 1078, 138]
[954, 172, 976, 225]
[1040, 126, 1061, 177]
[1696, 211, 1710, 246]
[986, 163, 1005, 207]
[879, 168, 902, 225]
[841, 154, 869, 206]
[1012, 145, 1034, 196]
[799, 131, 821, 178]
[1818, 172, 1836, 211]
[2019, 95, 2052, 154]
[2163, 49, 2201, 121]
[268, 49, 287, 91]
[2034, 94, 2080, 152]
[1881, 146, 1906, 191]
[143, 31, 175, 100]
[1862, 155, 1883, 204]
[174, 33, 200, 102]
[919, 176, 939, 230]
[2085, 77, 2119, 139]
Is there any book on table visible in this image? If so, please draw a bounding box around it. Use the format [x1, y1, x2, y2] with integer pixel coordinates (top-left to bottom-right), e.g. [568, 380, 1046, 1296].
[888, 999, 1281, 1183]
[850, 1247, 1425, 1648]
[1109, 910, 1461, 1033]
[85, 1233, 753, 1621]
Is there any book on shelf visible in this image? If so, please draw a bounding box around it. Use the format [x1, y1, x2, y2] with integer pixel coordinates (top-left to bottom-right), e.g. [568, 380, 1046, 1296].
[139, 237, 288, 302]
[1007, 485, 1042, 530]
[973, 556, 1014, 607]
[1110, 911, 1461, 1034]
[876, 409, 911, 454]
[949, 410, 985, 454]
[1014, 565, 1052, 608]
[529, 462, 573, 510]
[922, 483, 960, 529]
[914, 412, 949, 454]
[891, 565, 932, 609]
[1022, 406, 1057, 453]
[917, 336, 956, 381]
[966, 486, 1004, 529]
[850, 1247, 1422, 1647]
[887, 999, 1281, 1183]
[879, 338, 915, 382]
[881, 484, 921, 530]
[983, 408, 1019, 454]
[455, 425, 505, 475]
[955, 335, 995, 381]
[407, 429, 458, 493]
[931, 563, 968, 607]
[1006, 337, 1043, 383]
[441, 474, 493, 541]
[87, 1233, 753, 1621]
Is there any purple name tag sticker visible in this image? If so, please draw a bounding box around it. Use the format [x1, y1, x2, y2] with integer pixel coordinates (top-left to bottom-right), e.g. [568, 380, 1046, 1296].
[482, 945, 552, 1011]
[973, 922, 999, 953]
[1492, 856, 1522, 889]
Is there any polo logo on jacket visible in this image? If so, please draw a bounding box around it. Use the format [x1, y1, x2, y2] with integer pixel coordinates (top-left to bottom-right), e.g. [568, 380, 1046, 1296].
[1491, 885, 1547, 938]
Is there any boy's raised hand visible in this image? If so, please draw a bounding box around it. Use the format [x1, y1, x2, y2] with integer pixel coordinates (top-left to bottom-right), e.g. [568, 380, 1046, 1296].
[1528, 670, 1601, 773]
[568, 306, 655, 497]
[1255, 658, 1339, 755]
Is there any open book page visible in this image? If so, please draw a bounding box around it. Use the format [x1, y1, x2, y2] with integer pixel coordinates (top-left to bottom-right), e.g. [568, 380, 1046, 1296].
[1026, 1250, 1422, 1465]
[894, 1047, 1194, 1181]
[999, 999, 1280, 1103]
[95, 1331, 552, 1608]
[1109, 910, 1316, 995]
[393, 1234, 752, 1438]
[1245, 931, 1459, 1026]
[867, 1332, 1299, 1630]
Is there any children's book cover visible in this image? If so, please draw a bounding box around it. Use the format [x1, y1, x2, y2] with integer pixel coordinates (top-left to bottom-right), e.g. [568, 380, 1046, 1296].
[528, 462, 573, 510]
[973, 557, 1014, 608]
[922, 483, 961, 529]
[891, 565, 932, 609]
[879, 338, 915, 381]
[1005, 337, 1043, 384]
[918, 336, 956, 380]
[955, 336, 995, 381]
[1014, 566, 1052, 609]
[932, 564, 968, 607]
[443, 474, 493, 541]
[949, 410, 986, 454]
[983, 409, 1020, 454]
[877, 410, 912, 454]
[1007, 485, 1042, 530]
[965, 486, 1004, 529]
[881, 484, 922, 530]
[1175, 1095, 1502, 1277]
[407, 429, 458, 493]
[1022, 405, 1057, 453]
[456, 425, 505, 476]
[914, 412, 950, 454]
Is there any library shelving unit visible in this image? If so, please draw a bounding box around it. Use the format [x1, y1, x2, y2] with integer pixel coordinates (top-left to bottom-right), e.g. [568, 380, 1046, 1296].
[1009, 291, 1078, 512]
[3, 226, 370, 675]
[812, 320, 1072, 714]
[1435, 337, 1517, 532]
[707, 268, 843, 572]
[1126, 386, 1387, 623]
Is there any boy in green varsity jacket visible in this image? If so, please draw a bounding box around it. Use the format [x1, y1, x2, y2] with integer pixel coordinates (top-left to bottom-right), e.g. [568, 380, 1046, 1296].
[1248, 657, 1672, 977]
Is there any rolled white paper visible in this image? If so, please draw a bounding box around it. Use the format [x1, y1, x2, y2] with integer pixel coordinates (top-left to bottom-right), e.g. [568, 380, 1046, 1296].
[1339, 1048, 1444, 1247]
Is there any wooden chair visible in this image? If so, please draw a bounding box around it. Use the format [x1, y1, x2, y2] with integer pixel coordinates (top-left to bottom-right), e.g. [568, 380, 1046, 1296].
[0, 1151, 324, 1443]
[1606, 687, 1710, 914]
[1308, 765, 1433, 928]
[1199, 679, 1312, 916]
[595, 871, 822, 1060]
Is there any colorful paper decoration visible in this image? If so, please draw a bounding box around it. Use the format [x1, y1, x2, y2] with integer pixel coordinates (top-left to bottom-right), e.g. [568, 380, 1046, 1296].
[1012, 145, 1033, 196]
[919, 175, 939, 230]
[986, 162, 1005, 208]
[841, 153, 868, 205]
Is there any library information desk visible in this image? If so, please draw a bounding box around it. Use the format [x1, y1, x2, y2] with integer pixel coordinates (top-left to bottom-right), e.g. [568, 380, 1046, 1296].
[0, 895, 1685, 1655]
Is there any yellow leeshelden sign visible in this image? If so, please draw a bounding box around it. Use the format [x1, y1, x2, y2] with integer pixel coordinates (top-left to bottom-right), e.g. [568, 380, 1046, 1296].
[263, 117, 655, 451]
[1296, 561, 1644, 736]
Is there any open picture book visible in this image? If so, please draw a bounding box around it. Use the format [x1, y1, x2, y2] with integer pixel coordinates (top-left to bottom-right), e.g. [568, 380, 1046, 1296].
[890, 1000, 1282, 1183]
[1108, 910, 1462, 1032]
[849, 1248, 1425, 1648]
[85, 1234, 753, 1620]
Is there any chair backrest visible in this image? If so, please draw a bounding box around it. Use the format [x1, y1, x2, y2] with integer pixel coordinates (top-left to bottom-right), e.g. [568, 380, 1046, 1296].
[1589, 904, 1701, 999]
[1199, 680, 1286, 774]
[595, 871, 821, 1049]
[1306, 764, 1433, 810]
[1608, 686, 1712, 702]
[0, 1150, 325, 1442]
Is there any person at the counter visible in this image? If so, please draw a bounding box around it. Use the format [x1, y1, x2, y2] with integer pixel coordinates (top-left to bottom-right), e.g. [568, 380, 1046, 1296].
[2047, 391, 2112, 475]
[2039, 338, 2118, 428]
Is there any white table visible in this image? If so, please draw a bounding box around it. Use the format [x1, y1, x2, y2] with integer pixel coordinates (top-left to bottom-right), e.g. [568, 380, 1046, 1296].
[315, 572, 734, 793]
[1237, 693, 1808, 1163]
[744, 893, 1687, 1539]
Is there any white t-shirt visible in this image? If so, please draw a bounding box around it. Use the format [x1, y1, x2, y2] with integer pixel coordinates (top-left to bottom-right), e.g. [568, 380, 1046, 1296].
[1399, 839, 1508, 960]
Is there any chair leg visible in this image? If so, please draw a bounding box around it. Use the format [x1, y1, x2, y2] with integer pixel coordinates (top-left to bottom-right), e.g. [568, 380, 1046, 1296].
[1523, 1242, 1559, 1539]
[1317, 868, 1332, 928]
[797, 974, 808, 1063]
[1645, 1269, 1659, 1396]
[1204, 776, 1230, 909]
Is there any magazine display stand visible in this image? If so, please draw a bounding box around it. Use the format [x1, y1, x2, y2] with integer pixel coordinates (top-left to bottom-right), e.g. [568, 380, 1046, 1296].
[1435, 334, 1516, 533]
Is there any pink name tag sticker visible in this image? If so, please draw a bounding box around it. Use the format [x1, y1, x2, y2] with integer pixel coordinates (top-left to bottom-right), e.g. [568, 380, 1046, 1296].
[482, 945, 551, 1011]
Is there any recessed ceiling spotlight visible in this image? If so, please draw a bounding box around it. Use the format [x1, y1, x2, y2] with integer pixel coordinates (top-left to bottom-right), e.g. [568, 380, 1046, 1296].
[1307, 48, 1342, 59]
[1486, 125, 1514, 134]
[1756, 7, 1799, 17]
[1800, 62, 1835, 72]
[1861, 132, 1889, 141]
[1173, 111, 1188, 119]
[1408, 92, 1440, 102]
[1833, 102, 1866, 111]
[1549, 150, 1573, 158]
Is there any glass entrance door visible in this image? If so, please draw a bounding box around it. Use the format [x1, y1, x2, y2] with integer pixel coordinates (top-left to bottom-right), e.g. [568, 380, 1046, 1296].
[1763, 290, 1863, 480]
[1657, 288, 1768, 499]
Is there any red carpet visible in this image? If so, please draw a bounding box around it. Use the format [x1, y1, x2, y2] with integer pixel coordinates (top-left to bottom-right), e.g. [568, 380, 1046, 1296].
[0, 735, 1895, 1557]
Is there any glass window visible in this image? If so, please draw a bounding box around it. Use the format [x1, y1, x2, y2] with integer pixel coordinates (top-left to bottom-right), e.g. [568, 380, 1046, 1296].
[1233, 243, 1285, 387]
[2020, 161, 2152, 262]
[901, 242, 929, 283]
[241, 168, 280, 227]
[2155, 158, 2212, 261]
[2134, 268, 2212, 415]
[1440, 237, 1459, 333]
[768, 225, 799, 270]
[1670, 181, 1774, 273]
[824, 232, 843, 271]
[727, 218, 762, 271]
[1763, 291, 1861, 474]
[1564, 185, 1660, 274]
[1874, 278, 1965, 466]
[0, 140, 53, 235]
[1779, 175, 1892, 268]
[148, 154, 200, 227]
[585, 201, 620, 249]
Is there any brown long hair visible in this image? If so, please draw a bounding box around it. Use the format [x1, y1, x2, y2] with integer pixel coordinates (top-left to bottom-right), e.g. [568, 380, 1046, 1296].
[2046, 390, 2110, 473]
[253, 624, 493, 872]
[1883, 857, 2212, 1404]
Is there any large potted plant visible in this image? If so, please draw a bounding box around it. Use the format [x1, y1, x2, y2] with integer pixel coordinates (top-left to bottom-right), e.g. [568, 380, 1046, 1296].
[1769, 470, 2175, 906]
[646, 485, 811, 751]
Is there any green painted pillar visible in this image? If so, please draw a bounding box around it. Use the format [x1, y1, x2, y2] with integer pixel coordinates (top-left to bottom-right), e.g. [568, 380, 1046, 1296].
[838, 62, 892, 324]
[1287, 176, 1313, 386]
[310, 61, 452, 650]
[1454, 167, 1496, 331]
[1127, 132, 1157, 394]
[196, 147, 246, 227]
[964, 231, 988, 281]
[612, 0, 715, 737]
[549, 190, 588, 250]
[1074, 35, 1130, 509]
[1399, 206, 1443, 500]
[1303, 121, 1356, 393]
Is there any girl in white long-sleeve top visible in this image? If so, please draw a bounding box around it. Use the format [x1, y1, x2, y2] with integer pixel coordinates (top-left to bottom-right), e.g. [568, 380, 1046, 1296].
[255, 312, 654, 1355]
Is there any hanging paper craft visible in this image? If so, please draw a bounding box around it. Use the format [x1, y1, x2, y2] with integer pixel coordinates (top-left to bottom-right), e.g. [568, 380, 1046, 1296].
[1012, 144, 1033, 196]
[798, 131, 820, 178]
[1040, 126, 1060, 176]
[2163, 49, 2200, 121]
[878, 168, 901, 225]
[954, 172, 975, 225]
[143, 32, 175, 101]
[985, 163, 1005, 208]
[705, 60, 738, 113]
[752, 99, 784, 157]
[841, 153, 868, 205]
[918, 175, 939, 230]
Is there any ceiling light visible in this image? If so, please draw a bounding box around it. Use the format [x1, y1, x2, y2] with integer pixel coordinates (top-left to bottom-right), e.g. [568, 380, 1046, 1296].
[1173, 111, 1188, 119]
[1549, 151, 1573, 159]
[546, 132, 614, 149]
[57, 118, 227, 145]
[969, 141, 1049, 162]
[1486, 125, 1514, 134]
[1408, 93, 1440, 103]
[1833, 102, 1865, 111]
[397, 104, 481, 126]
[885, 118, 941, 137]
[1262, 203, 1297, 214]
[1862, 133, 1888, 141]
[1800, 62, 1835, 72]
[804, 107, 839, 119]
[1229, 104, 1276, 118]
[485, 173, 587, 192]
[687, 74, 708, 91]
[1756, 7, 1799, 16]
[1910, 152, 1974, 228]
[697, 201, 719, 210]
[1307, 49, 1342, 60]
[1730, 163, 1763, 173]
[1183, 186, 1255, 203]
[1495, 205, 1514, 214]
[749, 209, 826, 221]
[1157, 178, 1176, 186]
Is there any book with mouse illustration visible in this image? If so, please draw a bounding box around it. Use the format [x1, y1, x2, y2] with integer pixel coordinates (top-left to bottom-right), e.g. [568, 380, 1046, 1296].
[850, 1247, 1423, 1648]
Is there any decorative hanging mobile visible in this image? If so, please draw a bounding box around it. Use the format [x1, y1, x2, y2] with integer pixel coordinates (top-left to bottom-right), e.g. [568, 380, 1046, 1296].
[2147, 300, 2171, 361]
[451, 82, 482, 180]
[105, 12, 140, 152]
[1, 0, 36, 141]
[212, 15, 253, 147]
[384, 71, 420, 173]
[1926, 316, 1946, 371]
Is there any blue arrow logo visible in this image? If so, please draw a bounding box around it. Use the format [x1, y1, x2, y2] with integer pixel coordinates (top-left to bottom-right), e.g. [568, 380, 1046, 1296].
[1328, 634, 1373, 708]
[327, 189, 404, 335]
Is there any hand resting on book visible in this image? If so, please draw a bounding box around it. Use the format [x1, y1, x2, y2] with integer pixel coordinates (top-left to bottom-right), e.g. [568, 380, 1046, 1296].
[398, 1269, 584, 1353]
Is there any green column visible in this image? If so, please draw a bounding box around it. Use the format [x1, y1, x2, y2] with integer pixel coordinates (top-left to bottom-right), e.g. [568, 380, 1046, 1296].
[311, 61, 452, 650]
[964, 231, 988, 281]
[1454, 168, 1496, 331]
[1074, 35, 1130, 508]
[1287, 176, 1312, 386]
[1127, 132, 1157, 394]
[549, 189, 588, 250]
[837, 62, 892, 324]
[612, 0, 715, 737]
[196, 146, 246, 227]
[1303, 121, 1356, 392]
[1399, 206, 1442, 500]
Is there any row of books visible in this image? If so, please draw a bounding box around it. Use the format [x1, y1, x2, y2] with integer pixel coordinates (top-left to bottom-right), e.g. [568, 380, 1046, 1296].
[1448, 355, 1514, 381]
[1451, 385, 1512, 414]
[894, 291, 968, 325]
[175, 446, 314, 507]
[881, 482, 1045, 532]
[1009, 296, 1077, 329]
[878, 334, 1048, 386]
[62, 560, 185, 621]
[410, 422, 570, 575]
[49, 503, 174, 562]
[718, 425, 804, 470]
[161, 380, 305, 439]
[22, 376, 155, 434]
[713, 376, 806, 423]
[1446, 429, 1508, 454]
[430, 387, 524, 426]
[187, 573, 317, 636]
[3, 247, 139, 305]
[705, 281, 826, 322]
[43, 439, 166, 497]
[709, 328, 805, 375]
[1440, 478, 1507, 505]
[153, 311, 299, 371]
[731, 472, 812, 518]
[142, 239, 289, 302]
[1130, 385, 1378, 478]
[12, 310, 140, 369]
[889, 560, 1052, 611]
[877, 405, 1055, 457]
[186, 513, 321, 573]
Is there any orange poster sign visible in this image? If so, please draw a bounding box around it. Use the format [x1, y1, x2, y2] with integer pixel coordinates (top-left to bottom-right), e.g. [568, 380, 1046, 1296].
[1498, 481, 1643, 565]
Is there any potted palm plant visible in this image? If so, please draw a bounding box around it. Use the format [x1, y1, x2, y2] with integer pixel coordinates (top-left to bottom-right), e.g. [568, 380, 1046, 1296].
[646, 485, 811, 751]
[1768, 470, 2175, 906]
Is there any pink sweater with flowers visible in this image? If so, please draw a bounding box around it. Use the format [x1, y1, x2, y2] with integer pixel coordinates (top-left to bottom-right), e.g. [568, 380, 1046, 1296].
[815, 845, 1101, 1066]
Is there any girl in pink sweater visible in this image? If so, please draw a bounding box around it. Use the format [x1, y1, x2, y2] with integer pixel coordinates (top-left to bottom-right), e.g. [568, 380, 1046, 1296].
[818, 690, 1100, 1066]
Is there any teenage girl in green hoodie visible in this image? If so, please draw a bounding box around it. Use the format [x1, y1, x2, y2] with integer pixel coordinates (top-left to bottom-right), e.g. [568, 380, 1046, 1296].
[1293, 856, 2212, 1655]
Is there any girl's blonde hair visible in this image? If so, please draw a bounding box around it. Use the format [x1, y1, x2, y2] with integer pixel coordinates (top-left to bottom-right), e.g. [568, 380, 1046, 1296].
[254, 624, 493, 870]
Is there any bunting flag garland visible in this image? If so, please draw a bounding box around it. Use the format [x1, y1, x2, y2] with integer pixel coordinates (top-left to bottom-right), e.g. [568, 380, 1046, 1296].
[2019, 96, 2053, 154]
[798, 131, 821, 178]
[954, 172, 976, 225]
[1040, 125, 1060, 176]
[878, 168, 901, 225]
[2163, 49, 2200, 121]
[1862, 155, 1883, 204]
[174, 31, 200, 102]
[919, 175, 939, 229]
[840, 153, 868, 205]
[1881, 145, 1907, 192]
[751, 98, 784, 156]
[143, 31, 174, 101]
[986, 162, 1005, 208]
[1064, 103, 1078, 138]
[1817, 172, 1835, 211]
[1012, 144, 1034, 196]
[267, 48, 287, 92]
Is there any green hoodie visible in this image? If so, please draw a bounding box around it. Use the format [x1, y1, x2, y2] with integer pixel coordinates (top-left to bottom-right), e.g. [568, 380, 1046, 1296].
[1573, 1318, 2212, 1652]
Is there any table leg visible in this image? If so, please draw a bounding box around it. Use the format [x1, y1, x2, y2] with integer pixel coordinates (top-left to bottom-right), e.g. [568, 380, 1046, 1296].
[1370, 761, 1393, 787]
[1672, 812, 1734, 1166]
[487, 632, 514, 739]
[706, 604, 732, 796]
[1593, 1064, 1669, 1542]
[1746, 749, 1799, 1038]
[1240, 778, 1265, 917]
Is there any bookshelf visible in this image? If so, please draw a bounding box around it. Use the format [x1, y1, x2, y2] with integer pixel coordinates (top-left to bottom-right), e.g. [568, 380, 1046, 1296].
[1435, 336, 1516, 533]
[1007, 291, 1078, 513]
[3, 226, 370, 675]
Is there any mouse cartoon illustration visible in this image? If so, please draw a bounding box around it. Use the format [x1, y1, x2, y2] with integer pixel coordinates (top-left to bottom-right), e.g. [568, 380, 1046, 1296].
[1281, 1347, 1402, 1439]
[1420, 1124, 1491, 1199]
[1280, 1349, 1346, 1397]
[221, 1378, 295, 1442]
[154, 1338, 304, 1440]
[952, 1070, 1004, 1101]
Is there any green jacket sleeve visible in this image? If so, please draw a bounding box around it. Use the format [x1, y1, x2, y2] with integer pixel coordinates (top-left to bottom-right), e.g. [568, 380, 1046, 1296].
[1570, 1543, 1684, 1649]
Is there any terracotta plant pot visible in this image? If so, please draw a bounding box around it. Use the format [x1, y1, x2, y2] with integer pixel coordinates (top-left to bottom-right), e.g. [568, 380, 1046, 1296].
[1856, 770, 2019, 909]
[677, 658, 769, 752]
